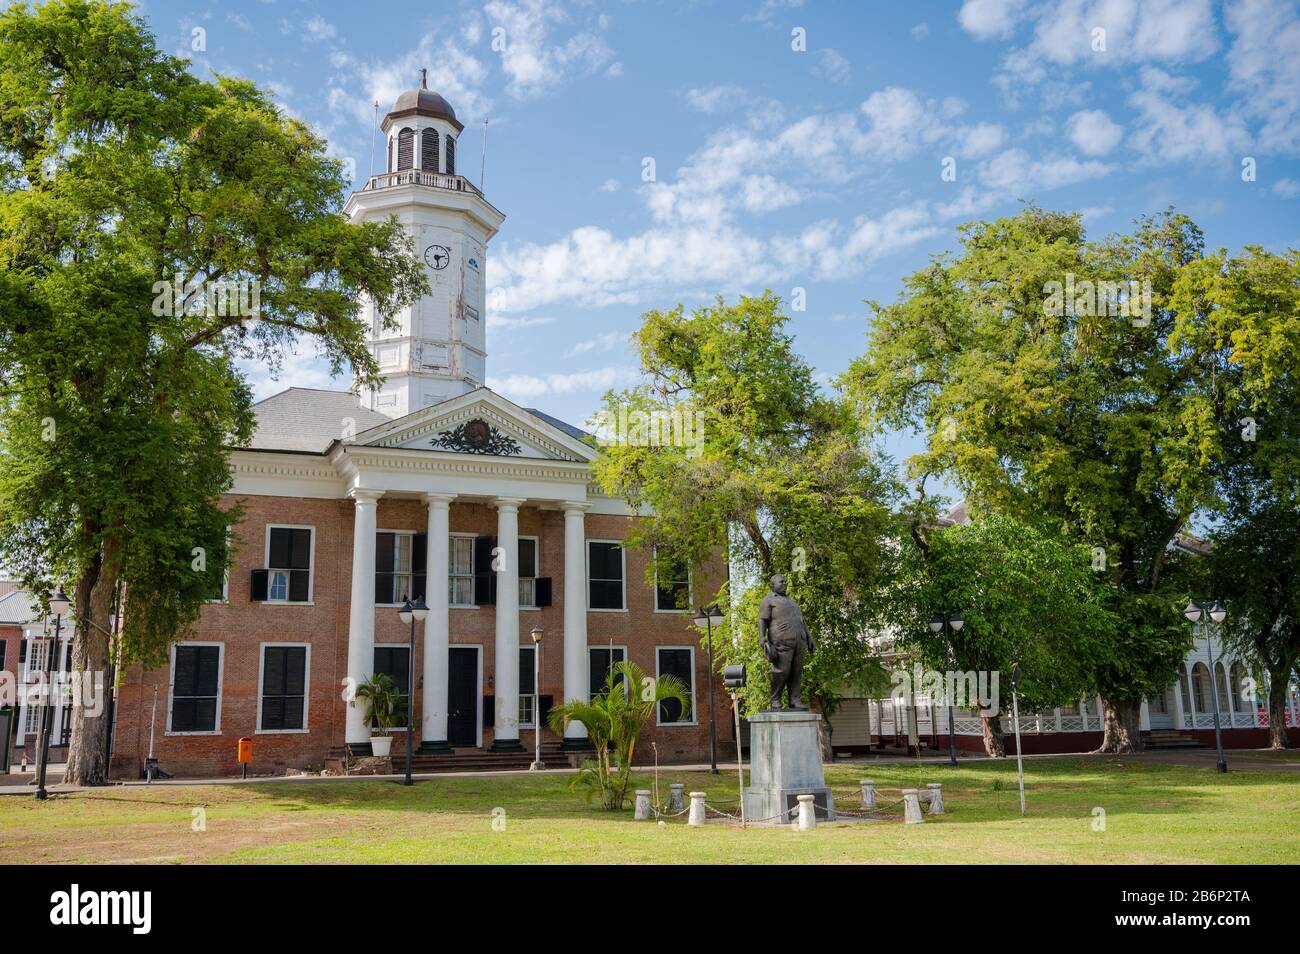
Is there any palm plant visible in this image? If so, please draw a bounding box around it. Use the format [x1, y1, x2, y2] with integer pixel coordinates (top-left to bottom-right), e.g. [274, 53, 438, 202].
[548, 659, 690, 810]
[354, 673, 404, 733]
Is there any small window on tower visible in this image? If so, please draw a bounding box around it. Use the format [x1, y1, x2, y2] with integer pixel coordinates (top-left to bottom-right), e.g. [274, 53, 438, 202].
[446, 136, 456, 175]
[397, 128, 414, 171]
[421, 128, 439, 173]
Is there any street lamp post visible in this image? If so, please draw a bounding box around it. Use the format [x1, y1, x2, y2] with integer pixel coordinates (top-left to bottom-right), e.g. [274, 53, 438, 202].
[529, 627, 545, 770]
[36, 587, 72, 801]
[1184, 600, 1229, 774]
[928, 611, 964, 767]
[398, 596, 429, 786]
[693, 604, 724, 774]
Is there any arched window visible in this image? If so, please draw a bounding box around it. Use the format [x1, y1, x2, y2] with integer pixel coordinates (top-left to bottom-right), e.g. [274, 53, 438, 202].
[397, 127, 414, 171]
[421, 128, 439, 173]
[1191, 662, 1210, 712]
[1215, 663, 1231, 714]
[445, 136, 455, 175]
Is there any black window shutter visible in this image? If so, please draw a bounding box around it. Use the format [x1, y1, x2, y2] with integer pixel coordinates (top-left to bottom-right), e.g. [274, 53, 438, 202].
[375, 532, 394, 605]
[397, 127, 414, 170]
[474, 536, 497, 605]
[412, 534, 427, 602]
[20, 640, 27, 665]
[482, 694, 495, 728]
[420, 128, 439, 172]
[446, 135, 455, 175]
[289, 529, 312, 570]
[288, 569, 310, 603]
[539, 694, 554, 726]
[268, 529, 291, 570]
[250, 569, 268, 601]
[519, 648, 535, 695]
[534, 577, 552, 607]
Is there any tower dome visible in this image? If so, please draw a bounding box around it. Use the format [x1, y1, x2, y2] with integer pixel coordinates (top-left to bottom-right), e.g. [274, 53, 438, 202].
[384, 71, 463, 132]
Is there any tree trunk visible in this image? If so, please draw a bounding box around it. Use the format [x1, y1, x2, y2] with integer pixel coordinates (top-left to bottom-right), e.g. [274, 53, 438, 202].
[64, 539, 118, 786]
[1095, 696, 1143, 753]
[980, 714, 1005, 757]
[1267, 665, 1290, 750]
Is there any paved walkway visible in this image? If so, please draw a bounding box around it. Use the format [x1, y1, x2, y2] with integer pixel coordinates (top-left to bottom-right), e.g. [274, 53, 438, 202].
[3, 747, 1295, 795]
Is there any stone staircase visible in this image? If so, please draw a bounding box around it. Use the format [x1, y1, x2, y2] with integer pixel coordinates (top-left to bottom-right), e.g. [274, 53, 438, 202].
[1145, 729, 1203, 749]
[325, 742, 583, 774]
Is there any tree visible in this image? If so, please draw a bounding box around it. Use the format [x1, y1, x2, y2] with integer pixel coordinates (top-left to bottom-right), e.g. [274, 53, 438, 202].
[886, 513, 1119, 755]
[844, 207, 1218, 753]
[591, 293, 903, 755]
[1174, 247, 1300, 747]
[547, 660, 689, 810]
[0, 0, 426, 784]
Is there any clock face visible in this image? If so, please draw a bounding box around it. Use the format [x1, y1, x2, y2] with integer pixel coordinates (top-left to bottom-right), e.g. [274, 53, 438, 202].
[424, 244, 451, 270]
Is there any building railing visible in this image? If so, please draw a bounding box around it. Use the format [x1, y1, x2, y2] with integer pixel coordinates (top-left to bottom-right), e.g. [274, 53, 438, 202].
[360, 170, 484, 198]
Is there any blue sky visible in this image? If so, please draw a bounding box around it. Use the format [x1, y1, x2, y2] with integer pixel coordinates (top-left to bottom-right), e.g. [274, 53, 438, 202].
[140, 0, 1299, 485]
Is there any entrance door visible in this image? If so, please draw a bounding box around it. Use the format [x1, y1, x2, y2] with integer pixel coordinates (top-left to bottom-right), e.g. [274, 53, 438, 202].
[447, 647, 479, 748]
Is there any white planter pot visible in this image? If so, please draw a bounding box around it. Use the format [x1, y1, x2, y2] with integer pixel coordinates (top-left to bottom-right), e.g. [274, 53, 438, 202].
[370, 736, 392, 757]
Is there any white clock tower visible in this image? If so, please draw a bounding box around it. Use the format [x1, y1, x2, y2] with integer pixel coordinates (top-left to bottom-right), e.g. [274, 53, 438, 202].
[344, 73, 505, 418]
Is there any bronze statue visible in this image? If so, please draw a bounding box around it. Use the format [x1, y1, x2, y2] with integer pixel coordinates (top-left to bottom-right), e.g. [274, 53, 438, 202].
[758, 574, 814, 710]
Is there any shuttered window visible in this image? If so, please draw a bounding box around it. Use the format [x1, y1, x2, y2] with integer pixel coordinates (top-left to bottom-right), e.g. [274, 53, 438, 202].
[376, 532, 427, 605]
[260, 646, 307, 731]
[170, 645, 222, 732]
[373, 646, 411, 726]
[420, 128, 439, 172]
[587, 541, 624, 610]
[266, 527, 312, 602]
[450, 536, 475, 606]
[588, 647, 626, 700]
[445, 135, 455, 175]
[654, 550, 691, 611]
[656, 648, 695, 725]
[397, 127, 414, 170]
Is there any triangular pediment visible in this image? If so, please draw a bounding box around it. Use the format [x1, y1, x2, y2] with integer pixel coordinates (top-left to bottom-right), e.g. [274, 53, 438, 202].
[347, 388, 596, 462]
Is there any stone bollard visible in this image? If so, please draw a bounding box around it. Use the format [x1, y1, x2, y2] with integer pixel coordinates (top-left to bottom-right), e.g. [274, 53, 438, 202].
[902, 788, 925, 824]
[688, 791, 707, 827]
[859, 779, 877, 809]
[796, 794, 817, 830]
[634, 789, 652, 820]
[669, 783, 685, 814]
[926, 783, 945, 815]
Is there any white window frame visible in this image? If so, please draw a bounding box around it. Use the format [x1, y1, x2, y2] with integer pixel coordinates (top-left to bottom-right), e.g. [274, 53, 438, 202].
[587, 645, 629, 702]
[655, 645, 697, 727]
[255, 642, 312, 734]
[586, 539, 627, 612]
[166, 641, 225, 736]
[263, 524, 316, 605]
[449, 532, 478, 609]
[652, 547, 692, 614]
[376, 529, 420, 608]
[518, 535, 540, 610]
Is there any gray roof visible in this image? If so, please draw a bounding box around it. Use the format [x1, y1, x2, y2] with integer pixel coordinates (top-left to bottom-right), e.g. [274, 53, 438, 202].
[389, 88, 461, 130]
[247, 388, 392, 453]
[0, 589, 38, 625]
[524, 407, 593, 442]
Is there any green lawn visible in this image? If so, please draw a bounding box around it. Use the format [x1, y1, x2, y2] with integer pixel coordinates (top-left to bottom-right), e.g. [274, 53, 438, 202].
[2, 756, 1297, 864]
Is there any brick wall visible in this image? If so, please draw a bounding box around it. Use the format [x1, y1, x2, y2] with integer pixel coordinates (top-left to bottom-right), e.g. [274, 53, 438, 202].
[109, 495, 735, 779]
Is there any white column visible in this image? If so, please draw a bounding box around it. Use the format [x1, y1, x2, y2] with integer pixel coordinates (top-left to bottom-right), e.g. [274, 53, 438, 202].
[562, 502, 589, 746]
[345, 489, 383, 749]
[420, 493, 455, 751]
[1172, 669, 1187, 729]
[491, 497, 525, 750]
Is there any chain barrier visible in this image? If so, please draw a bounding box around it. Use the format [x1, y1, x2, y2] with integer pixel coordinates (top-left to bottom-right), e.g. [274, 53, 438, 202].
[658, 785, 928, 826]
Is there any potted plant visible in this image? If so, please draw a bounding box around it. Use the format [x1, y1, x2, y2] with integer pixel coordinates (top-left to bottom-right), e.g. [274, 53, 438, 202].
[354, 673, 403, 757]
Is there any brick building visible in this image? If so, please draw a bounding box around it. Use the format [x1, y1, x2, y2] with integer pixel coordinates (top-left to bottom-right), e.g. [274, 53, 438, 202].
[108, 83, 731, 779]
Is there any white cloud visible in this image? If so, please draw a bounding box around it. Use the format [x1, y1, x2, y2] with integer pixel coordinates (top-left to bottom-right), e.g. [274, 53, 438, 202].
[685, 84, 748, 113]
[487, 366, 634, 397]
[303, 16, 337, 42]
[599, 178, 621, 193]
[1225, 0, 1300, 154]
[484, 0, 615, 99]
[955, 121, 1007, 158]
[958, 0, 1029, 40]
[1273, 177, 1300, 197]
[978, 148, 1116, 192]
[812, 48, 851, 85]
[1066, 109, 1124, 155]
[912, 22, 930, 40]
[1128, 72, 1252, 162]
[565, 331, 625, 357]
[489, 315, 557, 329]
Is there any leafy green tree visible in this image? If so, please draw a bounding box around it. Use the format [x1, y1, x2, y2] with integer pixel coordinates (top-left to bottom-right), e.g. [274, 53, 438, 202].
[844, 207, 1218, 752]
[547, 660, 689, 810]
[591, 293, 903, 753]
[0, 0, 426, 783]
[1174, 248, 1300, 747]
[887, 514, 1120, 755]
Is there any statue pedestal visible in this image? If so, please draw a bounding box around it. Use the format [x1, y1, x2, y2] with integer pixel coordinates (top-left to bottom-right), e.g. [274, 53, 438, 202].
[742, 710, 836, 825]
